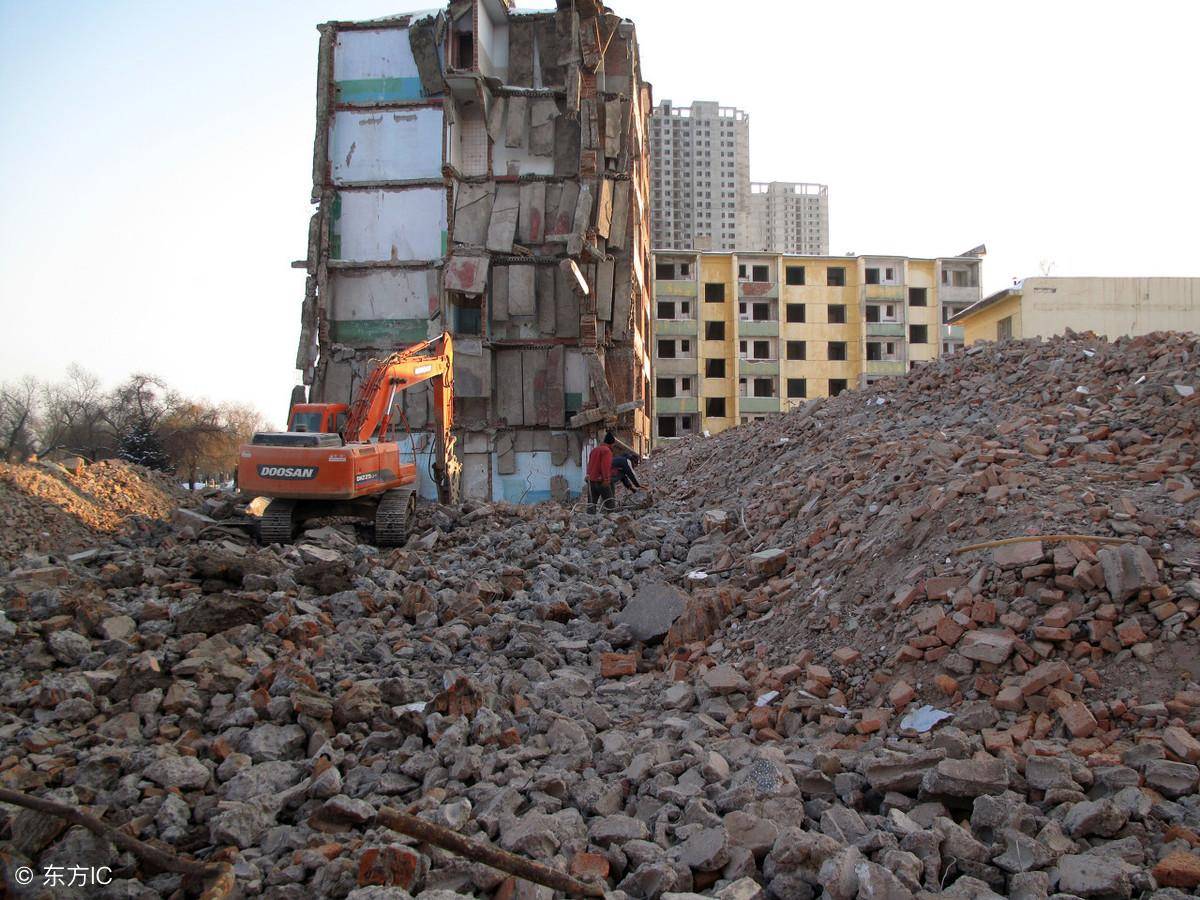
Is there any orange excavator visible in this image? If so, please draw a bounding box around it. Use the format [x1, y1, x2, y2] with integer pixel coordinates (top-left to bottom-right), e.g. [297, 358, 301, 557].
[237, 333, 459, 545]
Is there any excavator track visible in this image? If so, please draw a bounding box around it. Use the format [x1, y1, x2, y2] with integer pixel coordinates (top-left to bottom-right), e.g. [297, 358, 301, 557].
[375, 488, 415, 547]
[259, 499, 297, 545]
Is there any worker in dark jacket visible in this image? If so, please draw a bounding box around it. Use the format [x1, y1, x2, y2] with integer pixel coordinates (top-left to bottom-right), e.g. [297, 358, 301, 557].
[612, 451, 642, 494]
[586, 431, 616, 513]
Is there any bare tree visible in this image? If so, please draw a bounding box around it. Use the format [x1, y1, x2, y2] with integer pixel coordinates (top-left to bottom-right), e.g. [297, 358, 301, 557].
[0, 376, 41, 461]
[39, 366, 114, 460]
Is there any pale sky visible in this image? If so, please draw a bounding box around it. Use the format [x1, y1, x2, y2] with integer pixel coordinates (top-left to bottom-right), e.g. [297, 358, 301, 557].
[2, 1, 1197, 420]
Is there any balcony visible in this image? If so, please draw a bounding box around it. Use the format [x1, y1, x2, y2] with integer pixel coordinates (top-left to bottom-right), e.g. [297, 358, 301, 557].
[656, 280, 698, 297]
[939, 285, 980, 303]
[739, 396, 781, 414]
[865, 322, 906, 337]
[941, 324, 965, 341]
[738, 359, 779, 376]
[738, 281, 779, 300]
[654, 319, 698, 337]
[655, 357, 698, 377]
[861, 285, 906, 302]
[655, 397, 699, 415]
[865, 360, 906, 377]
[736, 319, 779, 337]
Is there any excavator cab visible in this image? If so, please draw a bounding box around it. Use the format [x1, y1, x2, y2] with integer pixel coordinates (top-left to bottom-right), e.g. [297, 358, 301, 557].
[288, 403, 348, 435]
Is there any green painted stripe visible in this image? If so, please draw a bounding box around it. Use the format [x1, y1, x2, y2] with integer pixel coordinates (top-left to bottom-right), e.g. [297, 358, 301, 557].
[330, 318, 429, 345]
[335, 77, 425, 103]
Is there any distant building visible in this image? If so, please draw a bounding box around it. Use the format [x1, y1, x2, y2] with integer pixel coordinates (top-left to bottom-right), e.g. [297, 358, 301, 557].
[650, 249, 984, 444]
[950, 277, 1200, 345]
[650, 100, 751, 252]
[746, 182, 829, 255]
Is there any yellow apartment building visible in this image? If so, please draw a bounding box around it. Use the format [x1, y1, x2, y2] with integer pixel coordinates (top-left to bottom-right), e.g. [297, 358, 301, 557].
[651, 250, 983, 443]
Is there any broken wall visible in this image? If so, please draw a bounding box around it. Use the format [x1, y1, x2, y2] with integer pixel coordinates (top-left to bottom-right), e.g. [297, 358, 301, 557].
[301, 2, 652, 502]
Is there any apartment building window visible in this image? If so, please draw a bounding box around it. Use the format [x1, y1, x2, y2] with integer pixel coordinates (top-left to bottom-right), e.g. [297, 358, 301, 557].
[753, 377, 774, 397]
[657, 300, 690, 319]
[706, 358, 726, 377]
[751, 340, 771, 359]
[786, 340, 806, 360]
[909, 324, 928, 344]
[785, 265, 806, 286]
[865, 267, 880, 285]
[997, 316, 1013, 341]
[656, 377, 676, 398]
[865, 305, 880, 323]
[658, 416, 677, 438]
[828, 341, 847, 361]
[705, 321, 725, 340]
[827, 267, 846, 287]
[657, 339, 676, 358]
[752, 265, 770, 283]
[737, 264, 747, 280]
[866, 342, 881, 361]
[704, 283, 725, 302]
[829, 379, 848, 396]
[706, 397, 726, 417]
[908, 287, 927, 306]
[787, 378, 807, 398]
[828, 304, 847, 324]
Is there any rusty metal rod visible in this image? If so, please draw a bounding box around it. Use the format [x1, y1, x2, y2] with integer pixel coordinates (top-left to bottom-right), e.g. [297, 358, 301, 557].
[377, 807, 605, 897]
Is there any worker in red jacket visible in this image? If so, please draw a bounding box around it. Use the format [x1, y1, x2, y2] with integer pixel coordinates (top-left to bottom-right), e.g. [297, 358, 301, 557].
[586, 431, 616, 513]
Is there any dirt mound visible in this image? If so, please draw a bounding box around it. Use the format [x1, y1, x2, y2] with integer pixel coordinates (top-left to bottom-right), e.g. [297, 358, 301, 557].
[0, 458, 187, 564]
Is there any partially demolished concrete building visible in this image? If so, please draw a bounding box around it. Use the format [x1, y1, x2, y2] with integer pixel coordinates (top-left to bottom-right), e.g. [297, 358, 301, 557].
[296, 0, 653, 503]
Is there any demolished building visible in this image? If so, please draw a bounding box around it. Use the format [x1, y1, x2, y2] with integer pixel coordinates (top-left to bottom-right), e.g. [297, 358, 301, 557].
[295, 0, 653, 502]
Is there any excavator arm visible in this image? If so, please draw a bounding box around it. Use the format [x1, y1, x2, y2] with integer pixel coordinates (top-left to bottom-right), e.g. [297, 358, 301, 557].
[344, 333, 459, 502]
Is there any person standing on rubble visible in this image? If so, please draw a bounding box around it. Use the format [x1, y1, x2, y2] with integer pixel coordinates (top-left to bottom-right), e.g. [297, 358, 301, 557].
[585, 431, 616, 513]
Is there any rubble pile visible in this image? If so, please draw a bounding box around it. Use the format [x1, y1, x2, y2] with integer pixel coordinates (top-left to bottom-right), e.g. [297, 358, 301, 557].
[0, 460, 189, 565]
[1, 332, 1199, 899]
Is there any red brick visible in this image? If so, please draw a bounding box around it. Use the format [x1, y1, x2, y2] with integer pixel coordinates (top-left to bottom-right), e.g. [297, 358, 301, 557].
[935, 617, 964, 646]
[1060, 701, 1098, 738]
[357, 846, 423, 889]
[856, 708, 891, 734]
[832, 647, 861, 665]
[806, 664, 833, 687]
[934, 674, 959, 696]
[889, 680, 916, 709]
[1153, 852, 1200, 889]
[994, 686, 1024, 711]
[971, 600, 997, 624]
[1116, 619, 1147, 647]
[570, 852, 611, 881]
[600, 652, 637, 678]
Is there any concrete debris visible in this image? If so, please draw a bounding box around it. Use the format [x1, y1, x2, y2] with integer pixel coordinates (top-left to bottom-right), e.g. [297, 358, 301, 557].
[1, 332, 1199, 896]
